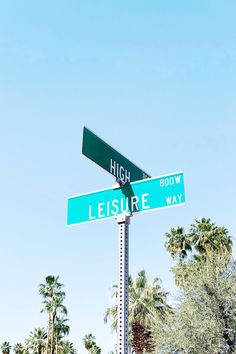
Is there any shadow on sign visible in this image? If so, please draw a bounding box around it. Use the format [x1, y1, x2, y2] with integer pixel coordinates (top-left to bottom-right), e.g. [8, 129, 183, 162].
[121, 183, 141, 214]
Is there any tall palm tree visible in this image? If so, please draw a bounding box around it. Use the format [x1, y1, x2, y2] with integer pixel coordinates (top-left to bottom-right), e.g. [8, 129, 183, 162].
[25, 327, 47, 354]
[39, 276, 66, 354]
[165, 227, 192, 263]
[105, 270, 171, 354]
[39, 276, 65, 300]
[189, 218, 232, 256]
[1, 343, 11, 354]
[42, 297, 67, 354]
[13, 344, 24, 354]
[54, 317, 70, 354]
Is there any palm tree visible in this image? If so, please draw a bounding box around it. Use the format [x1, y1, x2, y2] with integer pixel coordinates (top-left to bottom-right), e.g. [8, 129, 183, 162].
[82, 335, 96, 353]
[129, 270, 170, 354]
[1, 343, 11, 354]
[82, 335, 101, 354]
[39, 276, 65, 300]
[42, 296, 67, 354]
[39, 276, 66, 354]
[13, 344, 24, 354]
[165, 227, 192, 288]
[25, 327, 47, 354]
[90, 345, 101, 354]
[54, 317, 70, 338]
[105, 270, 171, 354]
[54, 317, 70, 354]
[165, 227, 192, 263]
[189, 218, 232, 256]
[57, 341, 76, 354]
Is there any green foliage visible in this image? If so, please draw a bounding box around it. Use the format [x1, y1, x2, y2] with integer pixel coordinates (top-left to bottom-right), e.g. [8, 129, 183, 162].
[165, 218, 232, 262]
[105, 269, 171, 353]
[82, 335, 100, 354]
[165, 218, 233, 289]
[83, 334, 96, 352]
[57, 341, 76, 354]
[25, 327, 47, 354]
[39, 276, 68, 354]
[189, 218, 233, 256]
[153, 257, 236, 354]
[3, 217, 234, 354]
[153, 219, 236, 354]
[90, 344, 101, 354]
[54, 317, 70, 339]
[13, 344, 24, 354]
[2, 275, 79, 354]
[165, 226, 192, 262]
[1, 342, 11, 354]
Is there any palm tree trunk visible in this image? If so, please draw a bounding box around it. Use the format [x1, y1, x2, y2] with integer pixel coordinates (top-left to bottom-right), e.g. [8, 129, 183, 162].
[131, 322, 155, 354]
[46, 314, 51, 354]
[51, 314, 56, 354]
[55, 336, 58, 354]
[131, 322, 146, 354]
[51, 325, 54, 354]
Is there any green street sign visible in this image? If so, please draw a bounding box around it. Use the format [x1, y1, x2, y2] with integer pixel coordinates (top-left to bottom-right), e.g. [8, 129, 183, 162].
[82, 126, 151, 183]
[67, 171, 185, 226]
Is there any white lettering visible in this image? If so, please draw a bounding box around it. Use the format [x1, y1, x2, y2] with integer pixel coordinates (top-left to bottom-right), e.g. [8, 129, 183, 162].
[141, 193, 150, 209]
[111, 199, 119, 215]
[172, 195, 177, 204]
[107, 201, 110, 216]
[89, 205, 96, 220]
[121, 197, 129, 213]
[116, 162, 119, 178]
[166, 196, 172, 205]
[166, 195, 180, 205]
[110, 159, 131, 183]
[160, 175, 181, 187]
[131, 196, 139, 212]
[98, 202, 105, 218]
[89, 192, 155, 220]
[175, 175, 181, 184]
[119, 166, 124, 182]
[125, 170, 130, 183]
[177, 194, 183, 203]
[110, 159, 116, 175]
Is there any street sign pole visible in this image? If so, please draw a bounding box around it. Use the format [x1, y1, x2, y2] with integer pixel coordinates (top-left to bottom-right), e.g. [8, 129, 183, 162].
[68, 127, 186, 354]
[116, 213, 130, 354]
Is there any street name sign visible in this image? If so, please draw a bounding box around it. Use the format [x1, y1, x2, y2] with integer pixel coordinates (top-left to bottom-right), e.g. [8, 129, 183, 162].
[67, 171, 185, 226]
[82, 126, 151, 183]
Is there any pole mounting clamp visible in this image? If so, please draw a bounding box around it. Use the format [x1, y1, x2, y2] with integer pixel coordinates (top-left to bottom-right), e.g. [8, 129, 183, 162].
[116, 213, 131, 224]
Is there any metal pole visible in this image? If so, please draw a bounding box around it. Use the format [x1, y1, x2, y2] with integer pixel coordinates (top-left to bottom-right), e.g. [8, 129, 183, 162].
[116, 213, 130, 354]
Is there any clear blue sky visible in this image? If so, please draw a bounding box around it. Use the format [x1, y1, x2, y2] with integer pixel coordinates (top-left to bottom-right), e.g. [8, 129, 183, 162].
[0, 0, 236, 352]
